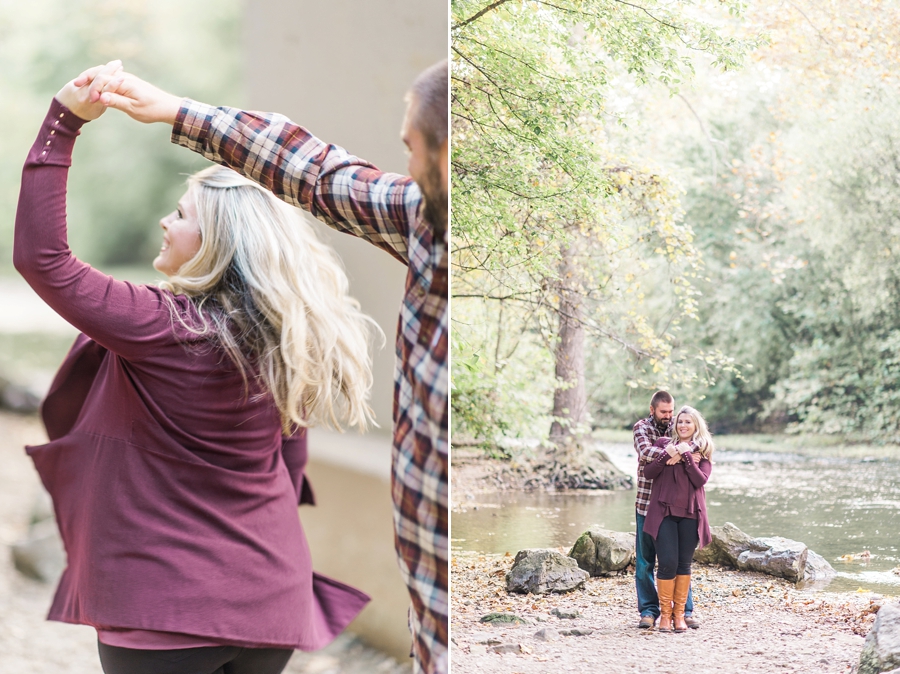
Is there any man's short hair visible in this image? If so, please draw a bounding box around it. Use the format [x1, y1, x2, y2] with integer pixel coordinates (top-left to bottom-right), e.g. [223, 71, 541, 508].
[650, 390, 674, 409]
[407, 59, 448, 151]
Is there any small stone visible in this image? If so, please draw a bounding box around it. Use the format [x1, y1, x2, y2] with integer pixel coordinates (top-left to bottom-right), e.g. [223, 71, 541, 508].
[491, 643, 522, 654]
[534, 627, 560, 641]
[559, 628, 594, 637]
[551, 608, 581, 619]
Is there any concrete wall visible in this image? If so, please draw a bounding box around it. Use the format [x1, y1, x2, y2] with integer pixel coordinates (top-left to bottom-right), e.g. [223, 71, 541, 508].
[242, 1, 447, 661]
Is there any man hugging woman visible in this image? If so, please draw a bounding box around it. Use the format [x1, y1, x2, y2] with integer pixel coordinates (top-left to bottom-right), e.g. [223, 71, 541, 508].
[633, 393, 713, 632]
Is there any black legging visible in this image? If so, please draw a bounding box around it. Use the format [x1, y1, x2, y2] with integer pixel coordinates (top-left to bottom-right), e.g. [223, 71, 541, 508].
[655, 515, 699, 580]
[97, 642, 293, 674]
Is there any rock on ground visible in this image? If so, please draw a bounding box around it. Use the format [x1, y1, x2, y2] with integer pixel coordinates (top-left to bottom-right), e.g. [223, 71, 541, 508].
[803, 550, 838, 586]
[859, 601, 900, 674]
[506, 549, 589, 595]
[694, 523, 836, 585]
[737, 536, 809, 583]
[693, 522, 754, 566]
[452, 551, 871, 674]
[569, 528, 634, 577]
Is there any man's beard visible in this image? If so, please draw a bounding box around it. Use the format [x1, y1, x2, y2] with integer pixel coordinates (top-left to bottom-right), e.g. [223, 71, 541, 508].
[420, 158, 447, 242]
[654, 414, 670, 431]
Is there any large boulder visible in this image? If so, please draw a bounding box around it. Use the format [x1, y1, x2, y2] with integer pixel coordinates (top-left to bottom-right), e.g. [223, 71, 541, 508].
[693, 522, 754, 566]
[802, 550, 837, 585]
[737, 536, 808, 583]
[693, 523, 835, 586]
[569, 528, 634, 576]
[858, 601, 900, 674]
[506, 549, 589, 595]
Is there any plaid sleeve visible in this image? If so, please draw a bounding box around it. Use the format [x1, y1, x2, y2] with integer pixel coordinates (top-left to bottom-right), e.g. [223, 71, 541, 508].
[172, 99, 416, 265]
[633, 421, 664, 463]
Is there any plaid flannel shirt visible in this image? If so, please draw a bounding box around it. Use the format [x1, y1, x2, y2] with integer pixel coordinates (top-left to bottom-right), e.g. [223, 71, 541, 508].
[172, 101, 448, 674]
[633, 415, 669, 516]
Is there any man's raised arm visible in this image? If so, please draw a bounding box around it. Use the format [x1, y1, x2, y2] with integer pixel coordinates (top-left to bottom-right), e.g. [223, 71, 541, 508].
[79, 68, 414, 264]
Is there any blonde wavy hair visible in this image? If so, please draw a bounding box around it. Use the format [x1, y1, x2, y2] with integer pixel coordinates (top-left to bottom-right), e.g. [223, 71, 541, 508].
[159, 165, 381, 432]
[670, 406, 714, 460]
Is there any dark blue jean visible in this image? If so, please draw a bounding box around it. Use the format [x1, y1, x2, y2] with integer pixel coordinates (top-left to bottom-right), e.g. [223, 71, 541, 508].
[635, 510, 694, 618]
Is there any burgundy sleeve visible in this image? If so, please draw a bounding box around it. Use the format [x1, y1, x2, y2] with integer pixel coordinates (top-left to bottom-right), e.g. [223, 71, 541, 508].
[14, 99, 180, 361]
[281, 427, 315, 506]
[682, 453, 711, 488]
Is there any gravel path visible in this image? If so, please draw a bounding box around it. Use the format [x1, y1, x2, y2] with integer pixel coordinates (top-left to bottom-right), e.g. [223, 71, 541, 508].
[450, 552, 872, 674]
[0, 411, 409, 674]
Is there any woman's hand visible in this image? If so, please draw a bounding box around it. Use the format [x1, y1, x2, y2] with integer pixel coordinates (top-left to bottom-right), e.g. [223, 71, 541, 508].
[73, 66, 182, 125]
[665, 442, 680, 459]
[55, 60, 122, 121]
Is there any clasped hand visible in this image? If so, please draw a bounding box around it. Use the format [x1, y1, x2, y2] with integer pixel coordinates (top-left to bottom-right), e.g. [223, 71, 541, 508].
[54, 60, 123, 121]
[55, 59, 181, 125]
[665, 442, 701, 465]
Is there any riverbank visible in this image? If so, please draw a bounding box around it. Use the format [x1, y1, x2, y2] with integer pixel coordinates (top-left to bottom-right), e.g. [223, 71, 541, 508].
[450, 551, 874, 673]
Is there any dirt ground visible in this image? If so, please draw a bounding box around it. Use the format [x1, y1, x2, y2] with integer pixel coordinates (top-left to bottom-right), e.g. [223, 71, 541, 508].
[449, 451, 882, 674]
[450, 552, 875, 674]
[0, 411, 409, 674]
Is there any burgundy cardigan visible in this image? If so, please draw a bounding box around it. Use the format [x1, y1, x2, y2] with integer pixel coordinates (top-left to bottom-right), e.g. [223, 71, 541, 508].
[641, 437, 712, 549]
[13, 99, 368, 649]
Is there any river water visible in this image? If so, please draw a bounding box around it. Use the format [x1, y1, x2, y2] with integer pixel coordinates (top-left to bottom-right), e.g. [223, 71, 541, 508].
[451, 443, 900, 594]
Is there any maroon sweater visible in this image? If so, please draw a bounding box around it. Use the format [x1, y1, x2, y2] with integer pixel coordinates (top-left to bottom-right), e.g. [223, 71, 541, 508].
[13, 99, 368, 649]
[641, 437, 712, 549]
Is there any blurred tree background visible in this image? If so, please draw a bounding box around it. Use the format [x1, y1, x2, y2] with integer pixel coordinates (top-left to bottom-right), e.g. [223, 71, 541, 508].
[452, 0, 900, 448]
[0, 0, 242, 272]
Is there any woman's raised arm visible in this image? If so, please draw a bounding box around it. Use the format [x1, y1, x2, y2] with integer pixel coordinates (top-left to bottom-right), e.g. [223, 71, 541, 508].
[14, 71, 183, 361]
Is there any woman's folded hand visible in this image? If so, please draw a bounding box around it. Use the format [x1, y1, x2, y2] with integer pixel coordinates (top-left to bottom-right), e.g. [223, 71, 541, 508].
[56, 60, 122, 121]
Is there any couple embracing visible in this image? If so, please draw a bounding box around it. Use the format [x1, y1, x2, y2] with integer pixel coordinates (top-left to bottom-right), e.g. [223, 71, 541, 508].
[632, 391, 714, 632]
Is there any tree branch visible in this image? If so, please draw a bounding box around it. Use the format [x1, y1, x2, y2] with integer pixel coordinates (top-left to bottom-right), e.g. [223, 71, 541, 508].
[453, 0, 514, 30]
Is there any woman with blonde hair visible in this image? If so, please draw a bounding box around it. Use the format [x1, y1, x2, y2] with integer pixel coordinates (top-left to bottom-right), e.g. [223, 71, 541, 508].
[642, 405, 713, 633]
[14, 66, 378, 674]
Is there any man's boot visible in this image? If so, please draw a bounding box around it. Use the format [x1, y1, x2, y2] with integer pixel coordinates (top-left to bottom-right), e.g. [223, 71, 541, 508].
[673, 575, 691, 633]
[656, 578, 675, 632]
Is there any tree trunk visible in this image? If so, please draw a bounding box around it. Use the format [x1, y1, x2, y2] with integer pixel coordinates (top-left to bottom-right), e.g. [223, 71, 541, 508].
[549, 237, 586, 441]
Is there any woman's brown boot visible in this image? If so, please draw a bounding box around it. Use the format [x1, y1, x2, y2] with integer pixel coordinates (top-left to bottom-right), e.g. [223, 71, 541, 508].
[673, 575, 691, 633]
[656, 578, 675, 632]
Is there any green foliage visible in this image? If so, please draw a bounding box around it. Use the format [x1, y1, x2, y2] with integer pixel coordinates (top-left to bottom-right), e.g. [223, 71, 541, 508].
[0, 0, 242, 270]
[451, 0, 755, 446]
[766, 91, 900, 441]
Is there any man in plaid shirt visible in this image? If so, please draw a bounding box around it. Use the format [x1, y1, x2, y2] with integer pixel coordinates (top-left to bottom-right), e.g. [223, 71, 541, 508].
[79, 61, 448, 674]
[633, 390, 699, 630]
